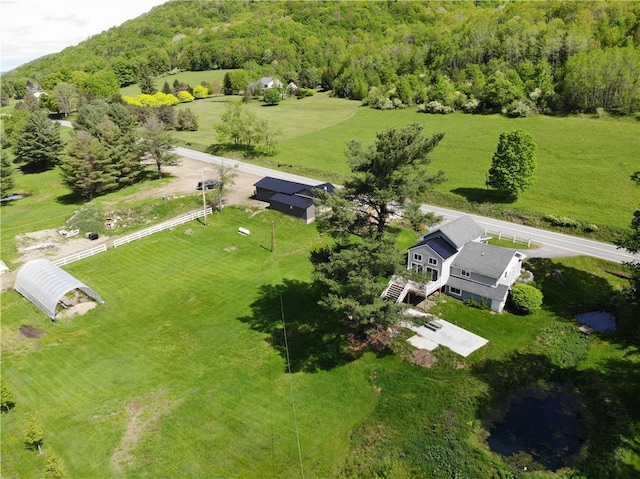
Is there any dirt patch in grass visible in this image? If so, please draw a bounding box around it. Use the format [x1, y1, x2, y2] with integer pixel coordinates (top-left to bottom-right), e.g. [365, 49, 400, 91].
[409, 349, 438, 368]
[20, 325, 44, 338]
[111, 390, 179, 473]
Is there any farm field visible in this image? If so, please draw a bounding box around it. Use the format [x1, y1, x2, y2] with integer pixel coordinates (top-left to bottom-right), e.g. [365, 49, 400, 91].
[120, 70, 640, 231]
[1, 205, 639, 478]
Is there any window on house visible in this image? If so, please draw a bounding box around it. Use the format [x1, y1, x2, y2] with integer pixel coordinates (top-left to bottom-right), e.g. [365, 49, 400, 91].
[449, 287, 462, 296]
[461, 269, 470, 277]
[428, 257, 438, 265]
[413, 253, 422, 261]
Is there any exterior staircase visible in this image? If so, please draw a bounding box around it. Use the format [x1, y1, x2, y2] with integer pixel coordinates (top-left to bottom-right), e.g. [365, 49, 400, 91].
[381, 274, 444, 304]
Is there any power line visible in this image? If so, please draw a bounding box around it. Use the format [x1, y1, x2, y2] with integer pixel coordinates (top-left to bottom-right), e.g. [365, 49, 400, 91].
[271, 224, 306, 479]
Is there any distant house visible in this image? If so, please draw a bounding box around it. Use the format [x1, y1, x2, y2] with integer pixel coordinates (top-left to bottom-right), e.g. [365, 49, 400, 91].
[253, 177, 335, 223]
[382, 215, 526, 312]
[259, 76, 283, 90]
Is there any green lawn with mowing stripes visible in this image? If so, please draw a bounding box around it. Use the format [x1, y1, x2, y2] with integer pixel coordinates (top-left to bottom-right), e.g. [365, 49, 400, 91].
[0, 208, 377, 478]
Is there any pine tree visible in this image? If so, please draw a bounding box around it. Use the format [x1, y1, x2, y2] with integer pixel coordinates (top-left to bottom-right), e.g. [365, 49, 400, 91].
[24, 412, 44, 454]
[223, 72, 233, 95]
[44, 451, 67, 479]
[0, 154, 15, 197]
[13, 110, 64, 171]
[1, 378, 16, 412]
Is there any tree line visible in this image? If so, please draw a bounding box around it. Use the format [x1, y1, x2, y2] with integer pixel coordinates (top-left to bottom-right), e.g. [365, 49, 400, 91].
[2, 0, 640, 116]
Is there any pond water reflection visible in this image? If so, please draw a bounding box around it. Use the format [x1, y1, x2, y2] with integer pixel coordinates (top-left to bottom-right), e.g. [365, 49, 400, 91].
[487, 387, 582, 471]
[576, 311, 616, 332]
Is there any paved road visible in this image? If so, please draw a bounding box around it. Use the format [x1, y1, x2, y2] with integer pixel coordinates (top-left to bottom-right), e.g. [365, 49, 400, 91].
[172, 146, 639, 264]
[54, 121, 638, 265]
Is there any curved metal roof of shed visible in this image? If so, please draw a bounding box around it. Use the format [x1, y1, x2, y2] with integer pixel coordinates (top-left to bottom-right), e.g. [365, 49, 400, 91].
[14, 259, 104, 319]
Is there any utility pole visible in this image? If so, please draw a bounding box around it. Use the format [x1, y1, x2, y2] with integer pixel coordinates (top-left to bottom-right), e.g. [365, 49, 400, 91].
[202, 170, 207, 226]
[271, 221, 275, 253]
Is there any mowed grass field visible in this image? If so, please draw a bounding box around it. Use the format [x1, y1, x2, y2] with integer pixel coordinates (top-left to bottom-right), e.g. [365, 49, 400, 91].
[2, 206, 639, 478]
[1, 208, 379, 478]
[122, 70, 639, 230]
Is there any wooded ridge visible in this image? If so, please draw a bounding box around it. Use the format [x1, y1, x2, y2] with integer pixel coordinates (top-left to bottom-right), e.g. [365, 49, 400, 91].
[2, 0, 640, 115]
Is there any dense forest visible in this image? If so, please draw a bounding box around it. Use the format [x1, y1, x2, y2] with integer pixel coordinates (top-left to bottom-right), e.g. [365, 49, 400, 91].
[2, 0, 640, 116]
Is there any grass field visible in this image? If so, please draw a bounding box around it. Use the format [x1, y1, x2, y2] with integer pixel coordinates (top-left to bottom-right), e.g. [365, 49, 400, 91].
[1, 70, 639, 477]
[119, 71, 639, 230]
[2, 205, 639, 478]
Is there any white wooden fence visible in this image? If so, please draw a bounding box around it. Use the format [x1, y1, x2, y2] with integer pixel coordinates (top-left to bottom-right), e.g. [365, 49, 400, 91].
[53, 244, 107, 267]
[484, 229, 532, 247]
[113, 208, 212, 248]
[47, 209, 211, 267]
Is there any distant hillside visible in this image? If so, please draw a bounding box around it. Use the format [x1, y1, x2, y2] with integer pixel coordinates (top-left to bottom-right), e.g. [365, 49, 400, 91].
[3, 0, 640, 114]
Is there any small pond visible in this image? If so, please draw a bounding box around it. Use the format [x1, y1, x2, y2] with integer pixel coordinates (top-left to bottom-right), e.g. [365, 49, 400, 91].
[487, 387, 582, 471]
[576, 311, 616, 332]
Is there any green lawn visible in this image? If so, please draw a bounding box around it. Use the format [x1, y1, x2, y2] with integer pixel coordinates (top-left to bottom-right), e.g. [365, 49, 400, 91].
[0, 208, 377, 478]
[2, 206, 638, 478]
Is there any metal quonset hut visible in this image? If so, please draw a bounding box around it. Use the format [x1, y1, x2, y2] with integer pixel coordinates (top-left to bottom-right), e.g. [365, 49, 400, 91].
[14, 259, 104, 319]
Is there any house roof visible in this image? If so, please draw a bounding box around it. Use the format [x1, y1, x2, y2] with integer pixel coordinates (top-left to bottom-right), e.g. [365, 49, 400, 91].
[446, 276, 510, 302]
[254, 177, 335, 196]
[424, 237, 458, 259]
[269, 192, 314, 209]
[410, 215, 483, 254]
[254, 177, 311, 195]
[437, 216, 484, 249]
[452, 241, 520, 279]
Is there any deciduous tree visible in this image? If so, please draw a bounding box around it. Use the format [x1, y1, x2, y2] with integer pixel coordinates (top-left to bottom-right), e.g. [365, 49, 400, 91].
[487, 130, 537, 200]
[140, 116, 180, 178]
[52, 82, 78, 117]
[13, 110, 64, 171]
[263, 88, 281, 105]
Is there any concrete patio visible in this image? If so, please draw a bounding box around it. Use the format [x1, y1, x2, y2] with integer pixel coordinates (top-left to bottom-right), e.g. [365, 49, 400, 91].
[402, 308, 489, 357]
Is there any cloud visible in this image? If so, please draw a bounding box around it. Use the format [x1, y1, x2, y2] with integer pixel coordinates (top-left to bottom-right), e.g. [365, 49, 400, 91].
[0, 0, 166, 72]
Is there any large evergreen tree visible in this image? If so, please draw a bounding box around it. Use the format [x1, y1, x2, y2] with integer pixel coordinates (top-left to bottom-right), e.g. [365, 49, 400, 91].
[0, 154, 15, 197]
[617, 171, 640, 302]
[59, 130, 117, 200]
[316, 122, 445, 237]
[487, 130, 537, 200]
[13, 110, 64, 171]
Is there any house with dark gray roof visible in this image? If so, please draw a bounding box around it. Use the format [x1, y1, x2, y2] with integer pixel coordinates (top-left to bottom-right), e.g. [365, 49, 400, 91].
[253, 177, 334, 224]
[382, 215, 525, 312]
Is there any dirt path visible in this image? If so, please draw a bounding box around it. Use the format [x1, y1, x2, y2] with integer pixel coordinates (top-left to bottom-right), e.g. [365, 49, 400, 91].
[0, 157, 265, 291]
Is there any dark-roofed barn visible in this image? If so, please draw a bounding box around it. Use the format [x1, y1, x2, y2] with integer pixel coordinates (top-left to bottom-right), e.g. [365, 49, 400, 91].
[253, 177, 335, 223]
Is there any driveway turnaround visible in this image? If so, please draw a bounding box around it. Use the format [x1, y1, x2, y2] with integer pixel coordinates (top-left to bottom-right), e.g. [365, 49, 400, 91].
[403, 309, 488, 357]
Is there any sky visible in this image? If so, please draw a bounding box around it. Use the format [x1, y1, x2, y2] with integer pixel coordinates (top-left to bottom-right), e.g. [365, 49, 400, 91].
[0, 0, 167, 73]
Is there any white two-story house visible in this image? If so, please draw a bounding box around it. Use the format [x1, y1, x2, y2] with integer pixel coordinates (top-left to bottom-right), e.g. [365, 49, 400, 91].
[383, 215, 526, 312]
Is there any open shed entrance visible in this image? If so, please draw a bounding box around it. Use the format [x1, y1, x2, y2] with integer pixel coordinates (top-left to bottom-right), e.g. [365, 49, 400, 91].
[14, 259, 104, 319]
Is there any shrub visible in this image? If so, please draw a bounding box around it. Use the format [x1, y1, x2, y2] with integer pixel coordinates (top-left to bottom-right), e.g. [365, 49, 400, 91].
[419, 100, 454, 114]
[263, 88, 281, 105]
[504, 99, 535, 118]
[176, 109, 198, 131]
[296, 87, 315, 98]
[193, 84, 208, 99]
[177, 91, 195, 103]
[464, 298, 490, 310]
[509, 283, 543, 315]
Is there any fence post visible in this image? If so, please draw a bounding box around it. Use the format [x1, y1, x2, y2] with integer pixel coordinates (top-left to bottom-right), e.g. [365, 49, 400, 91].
[498, 232, 502, 240]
